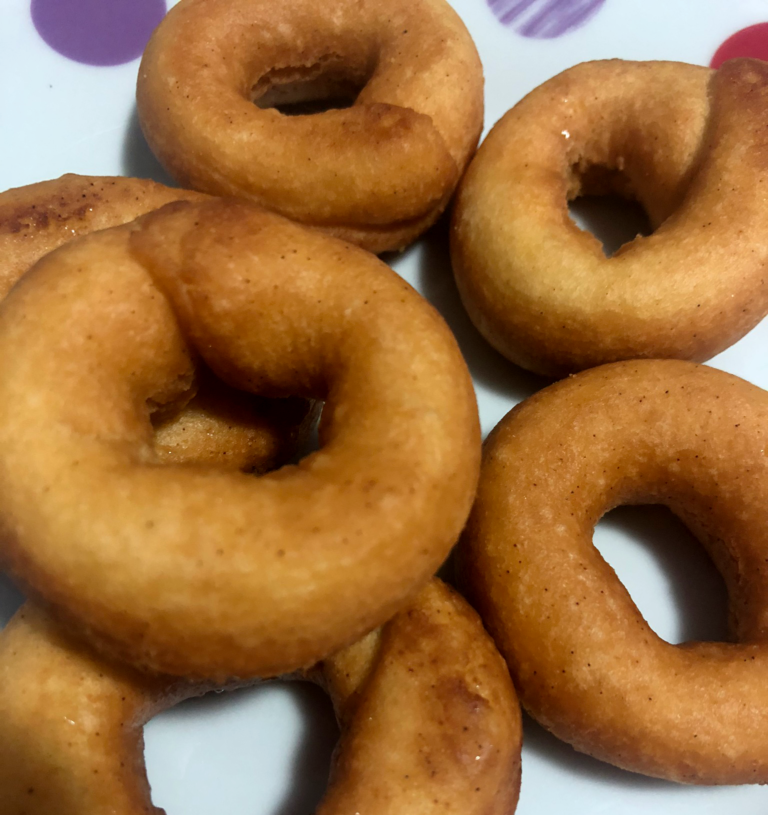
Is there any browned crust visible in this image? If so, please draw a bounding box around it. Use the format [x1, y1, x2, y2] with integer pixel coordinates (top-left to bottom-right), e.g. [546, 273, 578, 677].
[0, 199, 480, 680]
[451, 59, 768, 375]
[136, 0, 484, 253]
[0, 174, 205, 300]
[459, 359, 768, 783]
[0, 173, 317, 473]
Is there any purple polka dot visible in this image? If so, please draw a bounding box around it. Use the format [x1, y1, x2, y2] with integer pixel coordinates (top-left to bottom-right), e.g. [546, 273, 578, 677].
[31, 0, 166, 66]
[488, 0, 605, 39]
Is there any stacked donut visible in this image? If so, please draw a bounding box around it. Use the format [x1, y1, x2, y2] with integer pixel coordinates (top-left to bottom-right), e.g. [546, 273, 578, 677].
[2, 0, 768, 810]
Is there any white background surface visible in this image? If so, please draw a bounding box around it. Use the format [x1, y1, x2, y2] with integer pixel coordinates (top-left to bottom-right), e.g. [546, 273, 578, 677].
[1, 0, 768, 812]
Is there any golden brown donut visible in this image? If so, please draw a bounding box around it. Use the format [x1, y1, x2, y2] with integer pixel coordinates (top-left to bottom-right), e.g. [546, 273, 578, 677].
[0, 173, 204, 301]
[451, 59, 768, 377]
[0, 199, 480, 681]
[0, 173, 317, 472]
[136, 0, 484, 253]
[0, 580, 521, 815]
[459, 359, 768, 784]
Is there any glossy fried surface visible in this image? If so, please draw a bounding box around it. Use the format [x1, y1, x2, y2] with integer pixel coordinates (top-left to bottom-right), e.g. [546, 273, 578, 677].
[0, 580, 521, 815]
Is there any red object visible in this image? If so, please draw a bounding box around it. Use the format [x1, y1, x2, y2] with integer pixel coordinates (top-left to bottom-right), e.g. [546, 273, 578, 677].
[711, 23, 768, 68]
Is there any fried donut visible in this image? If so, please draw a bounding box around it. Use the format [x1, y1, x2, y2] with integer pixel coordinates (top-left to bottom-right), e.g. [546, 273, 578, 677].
[0, 199, 480, 680]
[0, 174, 204, 301]
[451, 59, 768, 377]
[0, 580, 521, 815]
[136, 0, 484, 253]
[0, 173, 317, 472]
[459, 360, 768, 783]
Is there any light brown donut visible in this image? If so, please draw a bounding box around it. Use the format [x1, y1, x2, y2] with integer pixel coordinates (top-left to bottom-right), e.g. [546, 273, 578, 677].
[0, 174, 204, 301]
[136, 0, 484, 253]
[459, 360, 768, 784]
[0, 199, 480, 681]
[451, 59, 768, 376]
[0, 173, 316, 472]
[0, 580, 521, 815]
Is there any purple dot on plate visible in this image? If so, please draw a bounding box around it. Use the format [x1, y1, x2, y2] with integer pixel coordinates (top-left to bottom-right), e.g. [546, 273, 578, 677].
[488, 0, 605, 39]
[31, 0, 166, 66]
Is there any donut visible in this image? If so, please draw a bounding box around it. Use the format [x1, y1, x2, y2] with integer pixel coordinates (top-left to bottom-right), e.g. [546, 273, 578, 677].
[0, 174, 204, 301]
[0, 580, 521, 815]
[459, 359, 768, 783]
[0, 199, 481, 680]
[0, 370, 309, 813]
[451, 59, 768, 377]
[136, 0, 484, 253]
[0, 173, 316, 473]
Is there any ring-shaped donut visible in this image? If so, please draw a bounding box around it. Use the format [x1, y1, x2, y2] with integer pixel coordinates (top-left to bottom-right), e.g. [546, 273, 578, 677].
[451, 59, 768, 376]
[0, 173, 316, 472]
[136, 0, 484, 253]
[0, 199, 480, 680]
[459, 360, 768, 783]
[0, 580, 521, 815]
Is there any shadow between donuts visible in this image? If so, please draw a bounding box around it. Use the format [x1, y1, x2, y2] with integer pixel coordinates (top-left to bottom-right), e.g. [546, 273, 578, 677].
[145, 681, 338, 815]
[404, 213, 547, 404]
[0, 572, 24, 629]
[122, 107, 179, 187]
[402, 194, 655, 416]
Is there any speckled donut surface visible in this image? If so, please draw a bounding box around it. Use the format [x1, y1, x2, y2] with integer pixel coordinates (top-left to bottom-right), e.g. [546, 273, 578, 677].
[451, 59, 768, 376]
[459, 360, 768, 783]
[0, 199, 480, 681]
[136, 0, 484, 253]
[0, 580, 521, 815]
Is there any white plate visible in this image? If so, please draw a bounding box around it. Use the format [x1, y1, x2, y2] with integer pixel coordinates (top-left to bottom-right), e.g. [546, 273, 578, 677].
[2, 0, 768, 812]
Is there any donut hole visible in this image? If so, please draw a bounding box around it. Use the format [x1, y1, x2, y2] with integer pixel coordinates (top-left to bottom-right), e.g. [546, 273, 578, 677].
[567, 163, 653, 257]
[251, 58, 372, 116]
[592, 505, 728, 644]
[145, 681, 338, 814]
[146, 363, 320, 474]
